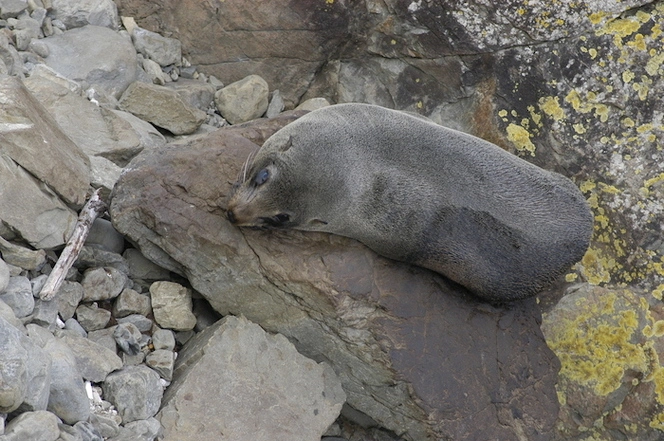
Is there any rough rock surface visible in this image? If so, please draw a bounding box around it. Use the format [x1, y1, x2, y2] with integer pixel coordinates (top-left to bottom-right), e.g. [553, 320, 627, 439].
[159, 315, 345, 441]
[542, 284, 664, 440]
[214, 74, 269, 124]
[111, 116, 560, 440]
[119, 81, 206, 135]
[41, 25, 138, 99]
[0, 74, 90, 207]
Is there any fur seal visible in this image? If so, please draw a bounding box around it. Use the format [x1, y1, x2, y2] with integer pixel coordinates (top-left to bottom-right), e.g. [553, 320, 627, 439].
[226, 103, 593, 302]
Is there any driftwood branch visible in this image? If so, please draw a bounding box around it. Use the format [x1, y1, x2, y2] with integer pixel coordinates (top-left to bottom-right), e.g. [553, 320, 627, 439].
[40, 188, 107, 301]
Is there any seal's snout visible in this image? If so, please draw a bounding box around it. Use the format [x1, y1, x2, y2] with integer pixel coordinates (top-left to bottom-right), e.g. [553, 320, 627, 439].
[227, 209, 237, 224]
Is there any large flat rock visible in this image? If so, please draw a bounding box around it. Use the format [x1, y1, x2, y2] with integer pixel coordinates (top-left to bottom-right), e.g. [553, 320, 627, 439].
[110, 116, 561, 440]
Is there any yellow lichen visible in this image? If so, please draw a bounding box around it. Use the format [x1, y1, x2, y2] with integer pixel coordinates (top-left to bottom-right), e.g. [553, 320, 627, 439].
[538, 96, 565, 121]
[505, 123, 536, 155]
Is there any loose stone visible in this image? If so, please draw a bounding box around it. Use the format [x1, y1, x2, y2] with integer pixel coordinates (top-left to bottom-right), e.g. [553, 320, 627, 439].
[102, 365, 163, 423]
[113, 322, 142, 356]
[149, 281, 196, 331]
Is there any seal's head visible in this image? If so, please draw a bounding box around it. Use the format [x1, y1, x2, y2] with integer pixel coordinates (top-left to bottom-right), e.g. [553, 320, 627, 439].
[226, 134, 330, 230]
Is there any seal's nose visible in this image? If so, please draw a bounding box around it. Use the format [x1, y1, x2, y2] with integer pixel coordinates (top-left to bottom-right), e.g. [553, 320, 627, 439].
[227, 209, 237, 224]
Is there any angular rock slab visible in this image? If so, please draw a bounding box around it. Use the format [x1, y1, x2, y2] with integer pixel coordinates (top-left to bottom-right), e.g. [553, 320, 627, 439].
[41, 25, 138, 99]
[159, 315, 345, 441]
[110, 115, 560, 440]
[0, 74, 90, 207]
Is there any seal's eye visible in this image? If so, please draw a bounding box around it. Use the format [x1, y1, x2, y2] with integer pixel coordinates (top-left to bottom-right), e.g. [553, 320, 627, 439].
[254, 168, 270, 186]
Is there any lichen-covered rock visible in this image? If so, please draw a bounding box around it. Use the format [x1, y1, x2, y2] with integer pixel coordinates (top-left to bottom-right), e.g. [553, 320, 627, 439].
[542, 283, 664, 440]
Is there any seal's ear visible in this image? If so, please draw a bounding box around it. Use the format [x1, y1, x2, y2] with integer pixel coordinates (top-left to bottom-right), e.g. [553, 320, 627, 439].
[275, 135, 293, 152]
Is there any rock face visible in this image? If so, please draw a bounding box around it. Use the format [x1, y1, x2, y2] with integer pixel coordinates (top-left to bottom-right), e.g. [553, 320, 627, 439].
[111, 117, 561, 440]
[158, 315, 345, 441]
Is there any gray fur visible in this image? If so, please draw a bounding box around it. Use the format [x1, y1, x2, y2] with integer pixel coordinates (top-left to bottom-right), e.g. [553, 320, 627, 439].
[227, 103, 593, 302]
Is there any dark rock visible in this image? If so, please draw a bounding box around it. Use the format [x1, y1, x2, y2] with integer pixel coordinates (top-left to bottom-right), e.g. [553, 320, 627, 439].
[102, 365, 163, 423]
[111, 114, 560, 440]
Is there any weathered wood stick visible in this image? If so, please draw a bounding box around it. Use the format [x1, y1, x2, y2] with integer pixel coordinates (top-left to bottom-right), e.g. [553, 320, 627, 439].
[39, 188, 107, 301]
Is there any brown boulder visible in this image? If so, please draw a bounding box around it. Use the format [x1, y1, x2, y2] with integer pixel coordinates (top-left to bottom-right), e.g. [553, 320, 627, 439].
[110, 115, 560, 440]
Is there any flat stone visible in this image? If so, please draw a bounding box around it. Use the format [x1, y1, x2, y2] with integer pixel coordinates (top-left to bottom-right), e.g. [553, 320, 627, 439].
[50, 0, 119, 29]
[0, 237, 46, 271]
[1, 410, 60, 441]
[59, 330, 122, 382]
[107, 417, 161, 441]
[164, 79, 215, 111]
[112, 288, 151, 318]
[123, 249, 171, 281]
[151, 328, 175, 351]
[145, 349, 174, 381]
[81, 267, 127, 302]
[159, 316, 345, 441]
[64, 318, 88, 338]
[132, 27, 181, 67]
[41, 25, 138, 99]
[0, 276, 34, 318]
[86, 327, 117, 354]
[23, 67, 144, 165]
[103, 365, 163, 423]
[214, 74, 269, 124]
[0, 0, 28, 19]
[265, 89, 284, 118]
[31, 298, 59, 329]
[84, 219, 125, 255]
[119, 81, 206, 135]
[75, 303, 111, 331]
[0, 258, 8, 293]
[55, 281, 84, 321]
[295, 97, 330, 111]
[42, 337, 90, 424]
[116, 314, 153, 333]
[149, 281, 196, 331]
[113, 322, 142, 356]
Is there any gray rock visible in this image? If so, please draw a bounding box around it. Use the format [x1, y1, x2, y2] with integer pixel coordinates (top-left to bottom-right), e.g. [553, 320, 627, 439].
[86, 327, 117, 353]
[31, 298, 59, 329]
[151, 328, 175, 351]
[1, 410, 60, 441]
[108, 417, 161, 441]
[110, 110, 166, 152]
[88, 413, 120, 439]
[75, 303, 111, 331]
[29, 39, 50, 58]
[85, 219, 125, 255]
[76, 247, 129, 274]
[42, 338, 90, 424]
[0, 299, 25, 333]
[0, 0, 28, 19]
[103, 365, 163, 423]
[0, 258, 8, 293]
[23, 67, 144, 165]
[159, 316, 345, 441]
[57, 423, 84, 441]
[123, 249, 171, 281]
[113, 322, 142, 356]
[112, 288, 151, 318]
[0, 32, 23, 76]
[55, 281, 84, 321]
[81, 267, 127, 302]
[12, 16, 41, 51]
[115, 314, 152, 333]
[0, 276, 34, 318]
[265, 89, 284, 118]
[59, 330, 122, 382]
[31, 275, 49, 297]
[214, 74, 269, 124]
[0, 236, 46, 271]
[0, 153, 78, 250]
[73, 420, 103, 441]
[295, 97, 330, 111]
[64, 318, 88, 338]
[50, 0, 119, 29]
[145, 349, 174, 381]
[0, 316, 50, 414]
[89, 155, 122, 197]
[119, 81, 206, 135]
[140, 57, 169, 85]
[164, 79, 215, 111]
[132, 27, 181, 67]
[41, 25, 138, 98]
[149, 282, 196, 331]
